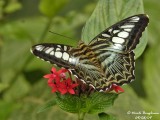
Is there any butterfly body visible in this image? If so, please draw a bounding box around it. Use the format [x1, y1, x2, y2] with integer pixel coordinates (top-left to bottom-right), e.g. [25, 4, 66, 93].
[31, 14, 149, 91]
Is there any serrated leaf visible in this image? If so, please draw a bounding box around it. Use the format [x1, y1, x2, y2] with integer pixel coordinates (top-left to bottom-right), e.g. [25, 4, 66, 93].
[37, 99, 56, 113]
[81, 0, 147, 59]
[39, 0, 69, 18]
[84, 92, 118, 114]
[98, 112, 117, 120]
[56, 94, 82, 113]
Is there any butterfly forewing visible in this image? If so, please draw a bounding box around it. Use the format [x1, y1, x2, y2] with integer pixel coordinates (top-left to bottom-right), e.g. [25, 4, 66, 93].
[31, 43, 76, 69]
[89, 14, 149, 53]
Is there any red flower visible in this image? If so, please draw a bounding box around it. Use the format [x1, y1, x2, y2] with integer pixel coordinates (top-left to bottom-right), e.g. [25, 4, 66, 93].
[63, 78, 79, 94]
[48, 82, 59, 93]
[111, 84, 124, 93]
[43, 67, 68, 83]
[48, 79, 67, 94]
[43, 67, 78, 95]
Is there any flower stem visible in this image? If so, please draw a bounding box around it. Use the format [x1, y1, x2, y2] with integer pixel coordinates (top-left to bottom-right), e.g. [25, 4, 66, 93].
[39, 18, 53, 43]
[78, 112, 85, 120]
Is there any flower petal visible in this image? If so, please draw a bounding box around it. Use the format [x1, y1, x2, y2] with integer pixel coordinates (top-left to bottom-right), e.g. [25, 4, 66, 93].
[51, 67, 57, 73]
[68, 88, 75, 94]
[43, 74, 52, 79]
[70, 83, 78, 88]
[111, 84, 124, 93]
[48, 83, 56, 87]
[116, 86, 124, 93]
[59, 83, 66, 88]
[47, 78, 54, 84]
[66, 78, 71, 84]
[54, 76, 61, 83]
[58, 68, 68, 74]
[58, 88, 67, 95]
[51, 87, 57, 93]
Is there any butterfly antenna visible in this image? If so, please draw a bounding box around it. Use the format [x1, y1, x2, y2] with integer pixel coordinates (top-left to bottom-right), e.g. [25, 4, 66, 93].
[49, 31, 74, 40]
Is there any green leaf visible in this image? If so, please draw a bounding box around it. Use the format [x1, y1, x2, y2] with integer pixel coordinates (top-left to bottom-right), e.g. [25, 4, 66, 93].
[98, 112, 117, 120]
[81, 0, 147, 59]
[37, 99, 57, 113]
[39, 0, 69, 18]
[83, 92, 118, 114]
[56, 93, 117, 114]
[56, 94, 82, 113]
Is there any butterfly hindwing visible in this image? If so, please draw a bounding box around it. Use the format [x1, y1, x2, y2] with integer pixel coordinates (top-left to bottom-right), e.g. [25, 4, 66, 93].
[98, 51, 135, 89]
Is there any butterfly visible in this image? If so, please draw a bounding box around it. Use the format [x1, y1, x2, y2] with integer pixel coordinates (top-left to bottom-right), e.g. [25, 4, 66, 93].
[31, 14, 149, 91]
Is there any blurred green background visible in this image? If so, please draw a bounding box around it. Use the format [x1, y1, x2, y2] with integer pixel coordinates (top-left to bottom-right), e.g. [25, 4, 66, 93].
[0, 0, 160, 120]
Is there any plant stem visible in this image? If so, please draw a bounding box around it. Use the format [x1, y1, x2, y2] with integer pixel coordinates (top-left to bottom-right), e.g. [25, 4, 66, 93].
[78, 112, 85, 120]
[39, 18, 53, 43]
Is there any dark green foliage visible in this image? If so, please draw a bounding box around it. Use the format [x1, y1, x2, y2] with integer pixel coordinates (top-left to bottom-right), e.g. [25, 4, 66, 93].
[55, 92, 117, 114]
